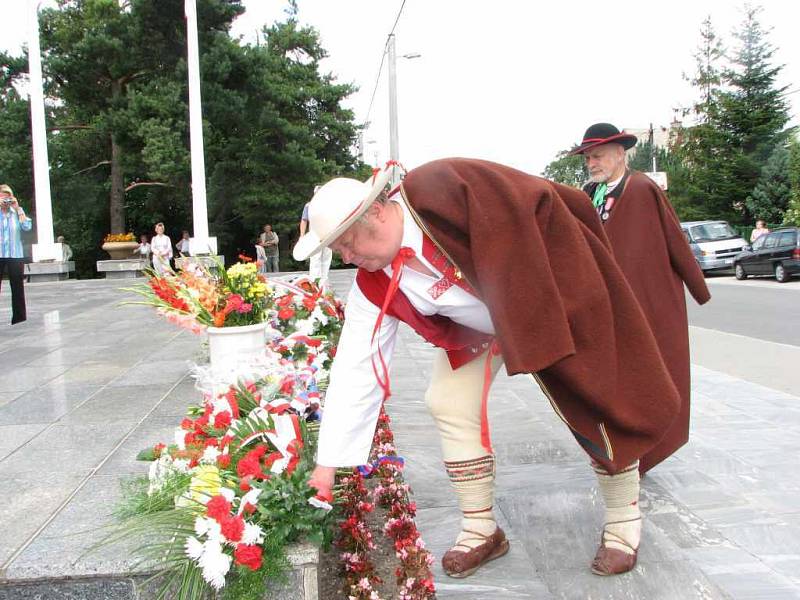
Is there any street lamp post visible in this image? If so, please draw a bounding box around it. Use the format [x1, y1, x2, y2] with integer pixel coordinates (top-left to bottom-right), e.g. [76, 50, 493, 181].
[386, 35, 419, 186]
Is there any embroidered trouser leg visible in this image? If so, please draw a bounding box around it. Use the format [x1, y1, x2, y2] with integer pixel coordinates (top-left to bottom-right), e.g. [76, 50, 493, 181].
[425, 348, 504, 541]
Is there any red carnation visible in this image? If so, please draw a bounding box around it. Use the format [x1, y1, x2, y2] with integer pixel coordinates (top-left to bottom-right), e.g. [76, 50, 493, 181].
[237, 454, 263, 479]
[277, 307, 295, 320]
[234, 544, 263, 571]
[220, 515, 245, 542]
[277, 295, 294, 308]
[206, 495, 232, 522]
[302, 295, 318, 311]
[180, 418, 193, 430]
[263, 451, 283, 470]
[214, 411, 232, 429]
[217, 454, 231, 468]
[239, 476, 252, 492]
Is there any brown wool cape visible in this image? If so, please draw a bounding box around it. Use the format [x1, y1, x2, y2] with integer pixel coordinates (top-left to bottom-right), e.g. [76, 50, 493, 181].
[593, 172, 711, 472]
[399, 158, 681, 474]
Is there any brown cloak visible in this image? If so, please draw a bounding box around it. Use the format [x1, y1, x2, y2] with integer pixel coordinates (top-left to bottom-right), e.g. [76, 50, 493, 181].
[585, 172, 711, 472]
[400, 158, 681, 474]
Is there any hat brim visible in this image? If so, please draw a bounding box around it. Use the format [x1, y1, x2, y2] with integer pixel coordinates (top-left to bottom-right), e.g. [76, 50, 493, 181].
[567, 133, 639, 156]
[292, 169, 392, 261]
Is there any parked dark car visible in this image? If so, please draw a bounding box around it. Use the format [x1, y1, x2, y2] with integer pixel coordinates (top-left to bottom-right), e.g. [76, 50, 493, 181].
[733, 227, 800, 283]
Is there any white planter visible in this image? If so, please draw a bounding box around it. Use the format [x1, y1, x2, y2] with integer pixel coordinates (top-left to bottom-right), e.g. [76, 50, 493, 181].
[207, 323, 268, 371]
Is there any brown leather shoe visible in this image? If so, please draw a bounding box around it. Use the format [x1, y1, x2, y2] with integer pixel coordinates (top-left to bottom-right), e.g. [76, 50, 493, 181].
[591, 528, 638, 576]
[442, 526, 510, 578]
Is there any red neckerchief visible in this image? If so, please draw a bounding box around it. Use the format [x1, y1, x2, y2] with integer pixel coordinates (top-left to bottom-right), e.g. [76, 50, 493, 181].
[370, 246, 416, 401]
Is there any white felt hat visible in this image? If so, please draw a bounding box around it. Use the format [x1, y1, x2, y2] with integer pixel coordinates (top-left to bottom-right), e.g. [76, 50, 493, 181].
[293, 169, 392, 261]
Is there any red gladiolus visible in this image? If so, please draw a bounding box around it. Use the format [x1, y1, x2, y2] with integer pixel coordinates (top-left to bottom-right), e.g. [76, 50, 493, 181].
[234, 544, 263, 571]
[217, 454, 231, 468]
[214, 411, 232, 429]
[223, 388, 240, 419]
[239, 476, 252, 492]
[238, 254, 253, 263]
[180, 418, 193, 430]
[278, 307, 295, 320]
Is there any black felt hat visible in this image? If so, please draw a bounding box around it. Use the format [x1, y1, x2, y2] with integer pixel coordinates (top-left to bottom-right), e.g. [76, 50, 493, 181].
[568, 123, 639, 155]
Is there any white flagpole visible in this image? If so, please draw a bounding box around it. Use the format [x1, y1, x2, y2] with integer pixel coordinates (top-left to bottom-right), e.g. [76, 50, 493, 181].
[28, 0, 60, 262]
[184, 0, 216, 256]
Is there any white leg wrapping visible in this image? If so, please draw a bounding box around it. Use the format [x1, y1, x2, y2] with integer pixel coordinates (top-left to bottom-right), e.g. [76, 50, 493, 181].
[426, 349, 503, 549]
[593, 461, 641, 555]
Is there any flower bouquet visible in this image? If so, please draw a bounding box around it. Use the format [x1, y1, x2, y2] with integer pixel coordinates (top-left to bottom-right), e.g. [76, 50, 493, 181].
[113, 356, 334, 598]
[104, 232, 137, 243]
[124, 259, 271, 333]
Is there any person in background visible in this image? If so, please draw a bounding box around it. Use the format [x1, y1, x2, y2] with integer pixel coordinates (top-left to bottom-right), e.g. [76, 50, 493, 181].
[56, 236, 73, 263]
[151, 223, 173, 276]
[133, 233, 151, 265]
[0, 184, 33, 324]
[750, 220, 770, 243]
[255, 238, 268, 275]
[300, 189, 332, 284]
[570, 122, 711, 474]
[176, 230, 191, 257]
[259, 224, 280, 273]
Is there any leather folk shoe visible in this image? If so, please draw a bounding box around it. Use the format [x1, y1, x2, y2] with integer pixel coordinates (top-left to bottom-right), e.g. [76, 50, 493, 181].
[442, 526, 509, 578]
[591, 531, 638, 576]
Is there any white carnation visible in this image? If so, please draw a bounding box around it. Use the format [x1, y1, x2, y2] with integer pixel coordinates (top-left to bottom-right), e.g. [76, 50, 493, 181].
[185, 535, 204, 560]
[198, 539, 231, 590]
[242, 521, 265, 545]
[200, 446, 221, 464]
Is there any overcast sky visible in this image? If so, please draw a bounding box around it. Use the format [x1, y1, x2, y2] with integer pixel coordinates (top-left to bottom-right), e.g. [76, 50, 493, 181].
[2, 0, 798, 175]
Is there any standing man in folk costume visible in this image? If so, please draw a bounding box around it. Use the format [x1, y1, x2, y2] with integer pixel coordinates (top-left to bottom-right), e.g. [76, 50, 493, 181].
[295, 158, 682, 578]
[570, 123, 711, 473]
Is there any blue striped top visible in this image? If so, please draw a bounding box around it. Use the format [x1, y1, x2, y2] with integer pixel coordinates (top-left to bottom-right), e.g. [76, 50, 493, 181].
[0, 209, 33, 258]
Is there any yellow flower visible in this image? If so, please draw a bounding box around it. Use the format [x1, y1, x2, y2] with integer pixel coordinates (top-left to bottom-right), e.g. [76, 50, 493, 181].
[186, 464, 222, 505]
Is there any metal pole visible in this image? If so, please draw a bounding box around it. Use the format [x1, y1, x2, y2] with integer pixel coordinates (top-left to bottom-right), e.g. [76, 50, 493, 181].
[185, 0, 215, 255]
[387, 34, 400, 185]
[649, 122, 657, 172]
[28, 0, 59, 262]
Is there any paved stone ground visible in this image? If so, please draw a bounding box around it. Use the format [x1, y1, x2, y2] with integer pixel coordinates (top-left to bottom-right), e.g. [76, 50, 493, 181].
[0, 270, 798, 599]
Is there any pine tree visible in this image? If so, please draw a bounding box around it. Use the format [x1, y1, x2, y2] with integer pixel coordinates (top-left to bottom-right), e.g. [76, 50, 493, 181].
[746, 143, 790, 223]
[783, 135, 800, 225]
[673, 16, 736, 221]
[717, 5, 792, 222]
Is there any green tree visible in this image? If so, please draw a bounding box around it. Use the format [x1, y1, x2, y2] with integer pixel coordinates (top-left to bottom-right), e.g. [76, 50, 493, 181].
[716, 5, 792, 222]
[746, 143, 790, 222]
[782, 135, 800, 225]
[541, 150, 587, 188]
[0, 52, 32, 203]
[672, 15, 737, 222]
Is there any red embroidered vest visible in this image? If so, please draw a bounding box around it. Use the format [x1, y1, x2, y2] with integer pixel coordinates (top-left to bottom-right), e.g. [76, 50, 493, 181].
[355, 236, 493, 370]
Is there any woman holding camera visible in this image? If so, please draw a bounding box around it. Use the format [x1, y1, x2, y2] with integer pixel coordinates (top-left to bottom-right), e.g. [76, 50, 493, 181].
[0, 184, 32, 324]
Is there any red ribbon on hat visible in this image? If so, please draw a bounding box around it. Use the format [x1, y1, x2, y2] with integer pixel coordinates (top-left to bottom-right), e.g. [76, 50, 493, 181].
[371, 160, 406, 183]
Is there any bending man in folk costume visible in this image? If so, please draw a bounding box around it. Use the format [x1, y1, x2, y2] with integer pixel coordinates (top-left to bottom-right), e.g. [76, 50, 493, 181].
[294, 158, 682, 578]
[570, 123, 711, 473]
